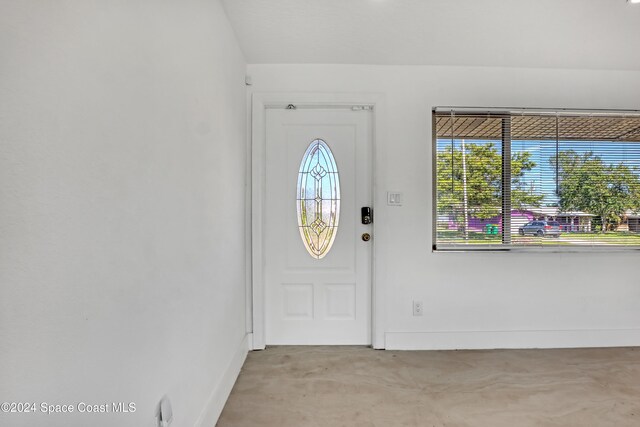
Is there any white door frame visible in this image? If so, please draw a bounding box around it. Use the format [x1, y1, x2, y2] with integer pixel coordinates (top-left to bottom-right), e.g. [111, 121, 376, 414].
[250, 93, 387, 350]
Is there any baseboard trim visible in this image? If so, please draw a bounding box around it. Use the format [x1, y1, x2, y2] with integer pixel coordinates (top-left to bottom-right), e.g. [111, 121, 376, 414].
[247, 332, 254, 350]
[385, 329, 640, 350]
[195, 333, 249, 427]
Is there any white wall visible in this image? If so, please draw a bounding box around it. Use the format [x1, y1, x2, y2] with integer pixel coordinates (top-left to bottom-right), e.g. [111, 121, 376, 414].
[248, 64, 640, 350]
[0, 1, 247, 426]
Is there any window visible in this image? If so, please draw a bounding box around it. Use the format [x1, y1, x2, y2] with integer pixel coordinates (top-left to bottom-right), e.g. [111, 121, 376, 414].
[433, 108, 640, 250]
[297, 139, 340, 259]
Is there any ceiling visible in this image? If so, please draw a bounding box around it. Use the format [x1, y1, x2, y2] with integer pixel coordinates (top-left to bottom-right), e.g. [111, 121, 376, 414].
[221, 0, 640, 70]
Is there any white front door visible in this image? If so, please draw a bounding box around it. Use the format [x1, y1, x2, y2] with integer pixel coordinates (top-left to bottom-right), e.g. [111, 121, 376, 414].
[264, 108, 373, 345]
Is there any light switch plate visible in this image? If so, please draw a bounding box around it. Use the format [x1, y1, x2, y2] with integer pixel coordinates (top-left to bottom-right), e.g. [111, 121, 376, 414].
[387, 191, 403, 206]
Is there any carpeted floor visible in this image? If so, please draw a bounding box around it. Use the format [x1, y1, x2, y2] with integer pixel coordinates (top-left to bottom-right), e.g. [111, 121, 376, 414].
[218, 346, 640, 426]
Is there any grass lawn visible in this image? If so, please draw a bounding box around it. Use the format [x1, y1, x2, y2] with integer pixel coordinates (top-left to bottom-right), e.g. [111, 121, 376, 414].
[438, 230, 640, 246]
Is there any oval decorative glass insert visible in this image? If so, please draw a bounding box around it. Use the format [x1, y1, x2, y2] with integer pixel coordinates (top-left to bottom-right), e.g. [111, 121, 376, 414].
[297, 139, 340, 259]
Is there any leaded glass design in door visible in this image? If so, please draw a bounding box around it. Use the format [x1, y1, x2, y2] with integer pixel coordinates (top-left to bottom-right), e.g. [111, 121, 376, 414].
[297, 139, 340, 259]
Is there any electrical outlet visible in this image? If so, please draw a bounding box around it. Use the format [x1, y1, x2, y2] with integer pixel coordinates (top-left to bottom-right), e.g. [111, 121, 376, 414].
[413, 301, 423, 316]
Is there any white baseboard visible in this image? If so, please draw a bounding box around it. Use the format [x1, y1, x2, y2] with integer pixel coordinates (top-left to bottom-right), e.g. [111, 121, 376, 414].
[247, 332, 254, 350]
[385, 329, 640, 350]
[195, 333, 249, 427]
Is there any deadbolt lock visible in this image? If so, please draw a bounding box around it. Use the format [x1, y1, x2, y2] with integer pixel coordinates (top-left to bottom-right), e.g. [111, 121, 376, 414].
[361, 207, 372, 224]
[362, 233, 371, 242]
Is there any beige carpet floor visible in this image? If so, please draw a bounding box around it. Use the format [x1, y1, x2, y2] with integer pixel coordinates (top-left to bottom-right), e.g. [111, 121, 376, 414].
[218, 346, 640, 427]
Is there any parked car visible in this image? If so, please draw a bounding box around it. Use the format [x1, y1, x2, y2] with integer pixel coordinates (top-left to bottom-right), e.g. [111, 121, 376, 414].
[518, 220, 561, 237]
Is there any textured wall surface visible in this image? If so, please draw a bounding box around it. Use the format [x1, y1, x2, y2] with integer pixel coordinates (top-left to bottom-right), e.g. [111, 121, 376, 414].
[0, 1, 247, 426]
[248, 63, 640, 350]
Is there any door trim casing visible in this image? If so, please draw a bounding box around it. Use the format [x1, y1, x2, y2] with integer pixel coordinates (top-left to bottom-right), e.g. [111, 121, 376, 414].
[250, 93, 386, 349]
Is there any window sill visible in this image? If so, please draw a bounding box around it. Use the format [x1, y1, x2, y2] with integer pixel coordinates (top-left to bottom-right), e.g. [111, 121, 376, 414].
[433, 244, 640, 253]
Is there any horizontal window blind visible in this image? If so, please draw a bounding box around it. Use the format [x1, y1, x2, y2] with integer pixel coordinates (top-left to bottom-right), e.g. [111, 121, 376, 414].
[433, 108, 640, 250]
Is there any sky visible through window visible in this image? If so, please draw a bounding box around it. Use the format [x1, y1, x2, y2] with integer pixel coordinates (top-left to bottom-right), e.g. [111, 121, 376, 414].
[439, 139, 640, 206]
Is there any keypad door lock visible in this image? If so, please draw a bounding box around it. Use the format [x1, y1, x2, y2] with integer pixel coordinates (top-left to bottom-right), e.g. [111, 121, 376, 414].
[361, 207, 373, 224]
